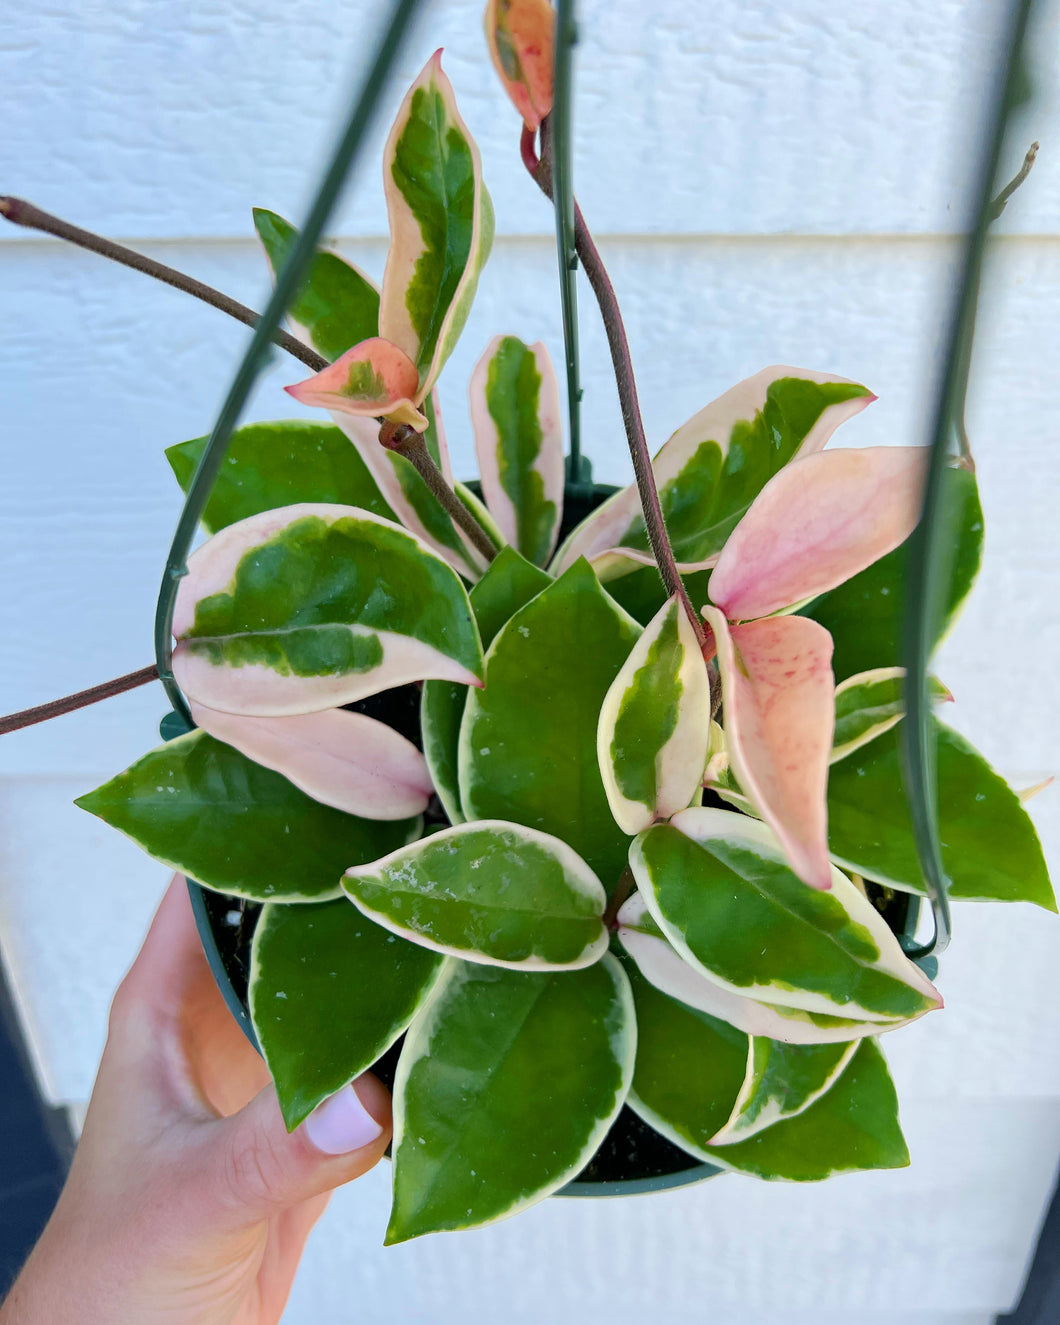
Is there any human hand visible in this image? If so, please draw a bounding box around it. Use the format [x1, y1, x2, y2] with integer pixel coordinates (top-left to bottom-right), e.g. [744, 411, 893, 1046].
[0, 876, 391, 1325]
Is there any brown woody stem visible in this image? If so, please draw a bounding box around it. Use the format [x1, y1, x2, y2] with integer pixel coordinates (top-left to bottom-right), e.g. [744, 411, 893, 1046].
[526, 126, 707, 649]
[378, 422, 500, 564]
[0, 197, 328, 374]
[603, 866, 636, 930]
[0, 665, 159, 736]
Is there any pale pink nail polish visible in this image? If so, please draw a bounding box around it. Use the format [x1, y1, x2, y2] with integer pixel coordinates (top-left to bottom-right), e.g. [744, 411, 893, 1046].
[303, 1083, 383, 1155]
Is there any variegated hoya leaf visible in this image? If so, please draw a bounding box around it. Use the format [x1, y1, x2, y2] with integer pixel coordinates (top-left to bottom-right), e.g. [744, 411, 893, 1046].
[249, 898, 444, 1130]
[343, 820, 608, 970]
[253, 208, 380, 363]
[828, 720, 1056, 910]
[598, 596, 711, 836]
[188, 702, 434, 821]
[831, 668, 952, 764]
[459, 559, 642, 888]
[707, 447, 927, 622]
[286, 338, 428, 430]
[485, 0, 555, 130]
[379, 52, 495, 398]
[75, 731, 420, 902]
[626, 960, 909, 1181]
[805, 465, 984, 681]
[552, 368, 874, 581]
[703, 606, 835, 890]
[387, 955, 635, 1241]
[631, 807, 942, 1021]
[166, 421, 397, 536]
[709, 1038, 858, 1145]
[421, 547, 552, 824]
[471, 335, 564, 567]
[171, 504, 483, 715]
[329, 408, 487, 581]
[616, 892, 913, 1045]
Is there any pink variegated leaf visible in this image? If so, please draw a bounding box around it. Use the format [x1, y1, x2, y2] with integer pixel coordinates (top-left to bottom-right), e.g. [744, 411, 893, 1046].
[703, 607, 835, 890]
[285, 337, 427, 430]
[485, 0, 555, 131]
[589, 546, 721, 586]
[708, 447, 927, 622]
[189, 703, 434, 821]
[552, 367, 874, 576]
[379, 52, 494, 398]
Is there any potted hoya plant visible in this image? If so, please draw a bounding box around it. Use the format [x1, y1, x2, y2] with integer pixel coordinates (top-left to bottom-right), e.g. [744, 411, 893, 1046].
[2, 0, 1053, 1244]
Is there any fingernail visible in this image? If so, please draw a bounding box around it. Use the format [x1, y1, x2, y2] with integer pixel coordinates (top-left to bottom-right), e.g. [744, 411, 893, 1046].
[303, 1083, 384, 1155]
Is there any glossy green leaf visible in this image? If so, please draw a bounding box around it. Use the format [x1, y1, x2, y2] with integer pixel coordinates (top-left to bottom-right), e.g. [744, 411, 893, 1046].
[249, 898, 444, 1129]
[831, 668, 951, 763]
[804, 466, 983, 681]
[172, 504, 483, 715]
[343, 821, 608, 969]
[631, 808, 942, 1020]
[75, 731, 420, 901]
[711, 1038, 858, 1145]
[421, 547, 552, 824]
[827, 720, 1056, 909]
[459, 559, 641, 889]
[253, 208, 380, 363]
[166, 420, 397, 536]
[379, 52, 495, 396]
[598, 596, 711, 835]
[387, 955, 635, 1241]
[617, 891, 905, 1045]
[553, 369, 873, 585]
[471, 335, 564, 567]
[627, 964, 908, 1180]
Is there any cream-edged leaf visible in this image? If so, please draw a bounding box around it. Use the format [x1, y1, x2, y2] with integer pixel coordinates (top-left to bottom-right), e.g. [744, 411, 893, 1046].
[710, 1038, 858, 1145]
[631, 807, 942, 1022]
[379, 52, 494, 397]
[343, 820, 608, 970]
[831, 668, 952, 764]
[598, 596, 711, 835]
[471, 335, 563, 567]
[172, 504, 483, 715]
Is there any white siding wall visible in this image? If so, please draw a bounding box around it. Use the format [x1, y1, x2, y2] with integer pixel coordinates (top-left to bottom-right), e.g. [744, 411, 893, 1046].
[1, 2, 1058, 1321]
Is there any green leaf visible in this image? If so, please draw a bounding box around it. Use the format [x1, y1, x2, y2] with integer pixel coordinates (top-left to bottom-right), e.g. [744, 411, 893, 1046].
[343, 821, 608, 969]
[553, 369, 873, 593]
[421, 547, 552, 824]
[804, 466, 984, 681]
[249, 898, 444, 1129]
[631, 808, 942, 1020]
[827, 720, 1056, 909]
[598, 596, 711, 835]
[165, 420, 396, 536]
[173, 505, 483, 715]
[75, 731, 420, 901]
[459, 559, 641, 889]
[387, 955, 635, 1241]
[831, 668, 951, 763]
[471, 335, 563, 567]
[379, 53, 494, 396]
[711, 1038, 857, 1145]
[253, 208, 380, 362]
[627, 962, 908, 1180]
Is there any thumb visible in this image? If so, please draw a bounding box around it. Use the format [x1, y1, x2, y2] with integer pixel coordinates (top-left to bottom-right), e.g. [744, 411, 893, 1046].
[200, 1072, 392, 1228]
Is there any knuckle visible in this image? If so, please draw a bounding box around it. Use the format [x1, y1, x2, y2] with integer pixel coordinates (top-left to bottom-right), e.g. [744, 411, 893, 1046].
[221, 1124, 291, 1214]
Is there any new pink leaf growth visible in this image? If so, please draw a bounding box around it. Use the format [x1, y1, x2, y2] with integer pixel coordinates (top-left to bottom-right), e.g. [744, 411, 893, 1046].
[286, 337, 427, 430]
[485, 0, 555, 131]
[708, 447, 928, 622]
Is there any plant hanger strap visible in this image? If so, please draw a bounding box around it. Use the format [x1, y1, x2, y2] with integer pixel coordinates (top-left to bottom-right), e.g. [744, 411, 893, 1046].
[900, 0, 1039, 960]
[152, 0, 428, 724]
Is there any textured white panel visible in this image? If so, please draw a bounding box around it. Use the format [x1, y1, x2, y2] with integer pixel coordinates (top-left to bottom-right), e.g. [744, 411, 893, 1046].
[1, 0, 1058, 240]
